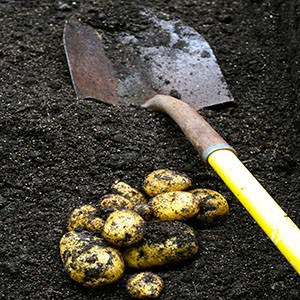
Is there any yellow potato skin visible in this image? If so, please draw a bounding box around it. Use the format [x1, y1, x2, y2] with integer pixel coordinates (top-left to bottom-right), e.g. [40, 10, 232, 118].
[85, 217, 105, 232]
[143, 169, 192, 197]
[60, 231, 124, 287]
[127, 272, 164, 299]
[68, 245, 124, 287]
[100, 194, 133, 215]
[60, 231, 108, 267]
[190, 188, 229, 223]
[112, 181, 147, 206]
[150, 191, 200, 221]
[102, 210, 145, 247]
[123, 221, 199, 269]
[67, 204, 104, 232]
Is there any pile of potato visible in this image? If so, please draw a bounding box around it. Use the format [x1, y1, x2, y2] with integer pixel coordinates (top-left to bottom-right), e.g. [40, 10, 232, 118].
[60, 169, 229, 298]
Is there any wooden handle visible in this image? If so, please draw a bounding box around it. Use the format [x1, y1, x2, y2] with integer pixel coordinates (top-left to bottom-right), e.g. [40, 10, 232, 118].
[142, 95, 236, 161]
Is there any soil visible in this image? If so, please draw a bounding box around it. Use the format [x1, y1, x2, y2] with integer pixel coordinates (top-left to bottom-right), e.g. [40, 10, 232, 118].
[1, 1, 299, 299]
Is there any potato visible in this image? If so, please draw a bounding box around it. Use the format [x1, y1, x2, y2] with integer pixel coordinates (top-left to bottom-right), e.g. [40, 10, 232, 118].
[102, 210, 145, 247]
[67, 245, 124, 287]
[112, 180, 147, 206]
[127, 272, 164, 299]
[60, 231, 113, 268]
[143, 169, 192, 197]
[190, 188, 229, 223]
[67, 204, 104, 233]
[123, 221, 199, 269]
[60, 231, 124, 287]
[149, 191, 200, 221]
[60, 231, 106, 266]
[100, 194, 133, 215]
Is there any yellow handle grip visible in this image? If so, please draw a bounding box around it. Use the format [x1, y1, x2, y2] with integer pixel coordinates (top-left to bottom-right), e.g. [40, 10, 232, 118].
[208, 150, 300, 274]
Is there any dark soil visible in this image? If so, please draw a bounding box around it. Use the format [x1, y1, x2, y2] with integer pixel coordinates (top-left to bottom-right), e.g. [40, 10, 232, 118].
[1, 1, 299, 299]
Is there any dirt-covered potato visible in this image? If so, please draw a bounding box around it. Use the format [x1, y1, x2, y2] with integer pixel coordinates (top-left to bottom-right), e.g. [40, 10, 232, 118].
[149, 191, 200, 221]
[100, 194, 133, 215]
[60, 231, 105, 265]
[127, 272, 164, 299]
[68, 246, 124, 287]
[123, 221, 199, 269]
[112, 180, 147, 206]
[143, 169, 192, 197]
[60, 231, 124, 287]
[67, 204, 104, 232]
[190, 188, 229, 223]
[102, 210, 145, 247]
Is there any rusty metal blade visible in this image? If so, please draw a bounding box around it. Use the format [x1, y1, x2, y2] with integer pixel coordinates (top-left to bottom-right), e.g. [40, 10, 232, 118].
[63, 19, 119, 105]
[63, 13, 233, 110]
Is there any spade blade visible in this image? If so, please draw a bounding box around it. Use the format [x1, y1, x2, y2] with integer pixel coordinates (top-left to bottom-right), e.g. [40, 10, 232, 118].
[63, 13, 234, 110]
[63, 19, 119, 105]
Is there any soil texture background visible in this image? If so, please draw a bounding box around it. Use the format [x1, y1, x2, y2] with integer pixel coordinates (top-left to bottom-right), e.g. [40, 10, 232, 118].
[0, 1, 299, 299]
